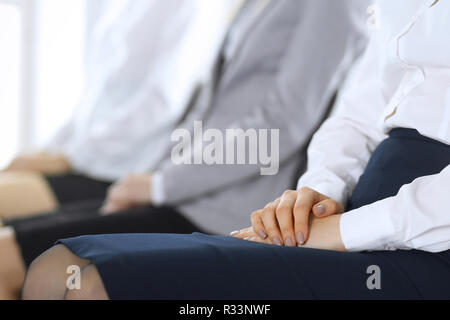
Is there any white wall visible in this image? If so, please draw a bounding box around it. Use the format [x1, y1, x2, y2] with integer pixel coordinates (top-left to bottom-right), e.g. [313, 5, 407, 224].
[33, 0, 86, 146]
[0, 0, 86, 168]
[0, 2, 21, 167]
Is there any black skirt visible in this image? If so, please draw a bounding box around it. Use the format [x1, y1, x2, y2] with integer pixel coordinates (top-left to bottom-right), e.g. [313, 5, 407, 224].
[5, 174, 203, 266]
[44, 173, 112, 205]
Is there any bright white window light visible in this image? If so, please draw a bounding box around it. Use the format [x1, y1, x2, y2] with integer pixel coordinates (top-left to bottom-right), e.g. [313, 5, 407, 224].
[0, 3, 21, 168]
[34, 0, 86, 146]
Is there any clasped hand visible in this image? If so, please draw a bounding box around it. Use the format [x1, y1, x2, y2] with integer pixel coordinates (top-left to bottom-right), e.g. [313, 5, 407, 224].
[232, 187, 347, 251]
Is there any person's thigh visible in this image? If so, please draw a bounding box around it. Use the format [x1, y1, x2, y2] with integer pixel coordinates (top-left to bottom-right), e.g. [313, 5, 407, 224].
[0, 227, 26, 300]
[0, 172, 112, 221]
[0, 172, 57, 219]
[58, 233, 450, 300]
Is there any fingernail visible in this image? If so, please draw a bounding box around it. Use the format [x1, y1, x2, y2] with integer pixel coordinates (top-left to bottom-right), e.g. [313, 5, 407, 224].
[285, 237, 295, 247]
[230, 230, 240, 236]
[272, 237, 283, 246]
[297, 232, 305, 245]
[257, 230, 267, 239]
[315, 204, 326, 215]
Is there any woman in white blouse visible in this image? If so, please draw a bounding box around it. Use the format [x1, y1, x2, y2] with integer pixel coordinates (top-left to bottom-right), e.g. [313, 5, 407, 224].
[0, 0, 236, 220]
[22, 0, 450, 300]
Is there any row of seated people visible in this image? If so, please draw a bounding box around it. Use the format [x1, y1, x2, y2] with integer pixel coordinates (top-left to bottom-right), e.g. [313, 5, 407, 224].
[1, 0, 449, 300]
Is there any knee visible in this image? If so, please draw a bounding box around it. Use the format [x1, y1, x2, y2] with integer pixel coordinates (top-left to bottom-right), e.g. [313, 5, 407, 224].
[22, 245, 87, 300]
[0, 171, 57, 218]
[0, 227, 26, 298]
[64, 265, 109, 300]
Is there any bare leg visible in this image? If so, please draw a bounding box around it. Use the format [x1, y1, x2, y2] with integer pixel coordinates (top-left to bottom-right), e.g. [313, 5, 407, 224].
[0, 171, 58, 219]
[0, 227, 26, 300]
[22, 245, 90, 300]
[64, 264, 109, 300]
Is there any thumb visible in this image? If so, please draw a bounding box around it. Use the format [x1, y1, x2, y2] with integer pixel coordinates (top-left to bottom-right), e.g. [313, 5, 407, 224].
[100, 200, 118, 215]
[312, 199, 344, 218]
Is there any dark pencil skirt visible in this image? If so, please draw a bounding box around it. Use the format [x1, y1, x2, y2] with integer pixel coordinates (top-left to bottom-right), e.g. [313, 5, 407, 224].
[44, 173, 113, 205]
[58, 129, 450, 299]
[5, 175, 203, 267]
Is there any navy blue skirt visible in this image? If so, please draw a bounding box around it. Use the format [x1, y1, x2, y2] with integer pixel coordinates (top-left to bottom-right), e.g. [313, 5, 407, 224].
[58, 129, 450, 299]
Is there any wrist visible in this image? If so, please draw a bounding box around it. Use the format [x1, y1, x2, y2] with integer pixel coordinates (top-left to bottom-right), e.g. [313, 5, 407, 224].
[303, 214, 346, 252]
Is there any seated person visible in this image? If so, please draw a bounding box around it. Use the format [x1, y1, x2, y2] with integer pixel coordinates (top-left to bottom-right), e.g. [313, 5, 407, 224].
[0, 0, 369, 300]
[21, 0, 450, 300]
[0, 0, 236, 220]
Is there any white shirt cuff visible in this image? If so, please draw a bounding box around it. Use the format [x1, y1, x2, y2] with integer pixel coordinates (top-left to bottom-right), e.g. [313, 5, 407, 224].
[151, 172, 166, 206]
[340, 199, 397, 252]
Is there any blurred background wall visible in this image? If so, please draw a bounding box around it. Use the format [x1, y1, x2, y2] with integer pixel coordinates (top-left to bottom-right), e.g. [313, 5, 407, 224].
[0, 0, 87, 167]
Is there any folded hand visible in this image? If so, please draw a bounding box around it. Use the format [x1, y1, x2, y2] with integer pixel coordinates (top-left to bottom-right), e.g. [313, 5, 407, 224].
[101, 174, 152, 214]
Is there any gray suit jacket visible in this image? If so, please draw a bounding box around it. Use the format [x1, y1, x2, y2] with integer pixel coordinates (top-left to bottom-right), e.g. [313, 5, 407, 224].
[154, 0, 370, 234]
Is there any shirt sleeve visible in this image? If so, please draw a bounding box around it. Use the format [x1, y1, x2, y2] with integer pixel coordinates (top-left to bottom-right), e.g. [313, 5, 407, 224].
[151, 171, 166, 205]
[297, 33, 387, 205]
[341, 165, 450, 252]
[154, 0, 370, 205]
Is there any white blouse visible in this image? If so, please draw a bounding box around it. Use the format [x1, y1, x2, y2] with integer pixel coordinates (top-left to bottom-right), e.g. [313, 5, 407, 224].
[298, 0, 450, 252]
[48, 0, 241, 180]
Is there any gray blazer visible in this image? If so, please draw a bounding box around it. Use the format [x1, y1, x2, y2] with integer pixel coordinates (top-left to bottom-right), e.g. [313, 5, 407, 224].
[154, 0, 370, 234]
